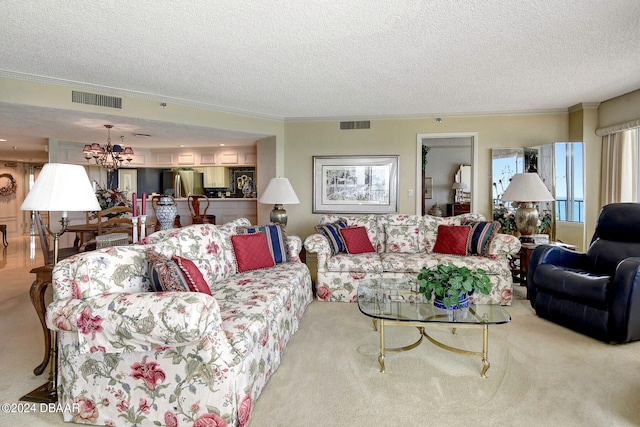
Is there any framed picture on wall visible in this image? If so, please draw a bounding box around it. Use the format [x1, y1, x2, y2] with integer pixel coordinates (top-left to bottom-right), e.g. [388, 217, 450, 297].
[425, 177, 433, 199]
[313, 155, 399, 213]
[117, 169, 137, 198]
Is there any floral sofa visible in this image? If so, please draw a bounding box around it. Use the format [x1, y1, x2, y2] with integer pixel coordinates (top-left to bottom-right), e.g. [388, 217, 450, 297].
[45, 219, 312, 427]
[303, 213, 520, 305]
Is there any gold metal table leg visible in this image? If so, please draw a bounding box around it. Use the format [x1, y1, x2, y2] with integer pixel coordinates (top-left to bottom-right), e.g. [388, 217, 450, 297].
[378, 319, 385, 373]
[481, 324, 490, 378]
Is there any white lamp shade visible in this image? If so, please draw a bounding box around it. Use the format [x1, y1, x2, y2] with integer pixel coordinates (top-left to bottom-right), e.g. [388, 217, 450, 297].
[452, 181, 468, 190]
[501, 173, 554, 202]
[258, 177, 300, 205]
[20, 163, 102, 212]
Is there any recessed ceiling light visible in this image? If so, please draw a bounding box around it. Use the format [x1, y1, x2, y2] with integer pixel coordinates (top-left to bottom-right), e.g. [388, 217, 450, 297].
[220, 143, 225, 146]
[0, 139, 6, 142]
[179, 145, 185, 148]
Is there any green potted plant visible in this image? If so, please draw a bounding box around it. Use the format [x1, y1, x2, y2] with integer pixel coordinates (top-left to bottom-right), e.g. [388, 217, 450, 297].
[417, 262, 492, 309]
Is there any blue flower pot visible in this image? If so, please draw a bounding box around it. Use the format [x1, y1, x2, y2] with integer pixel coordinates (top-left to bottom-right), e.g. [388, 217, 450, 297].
[434, 292, 469, 310]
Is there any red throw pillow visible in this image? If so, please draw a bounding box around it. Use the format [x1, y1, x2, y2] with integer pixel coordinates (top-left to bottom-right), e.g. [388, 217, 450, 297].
[172, 256, 211, 295]
[231, 233, 276, 273]
[339, 226, 376, 254]
[433, 225, 471, 255]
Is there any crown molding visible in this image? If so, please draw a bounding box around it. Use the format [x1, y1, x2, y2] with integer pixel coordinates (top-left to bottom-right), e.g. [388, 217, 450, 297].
[284, 108, 570, 122]
[2, 70, 583, 123]
[568, 102, 601, 113]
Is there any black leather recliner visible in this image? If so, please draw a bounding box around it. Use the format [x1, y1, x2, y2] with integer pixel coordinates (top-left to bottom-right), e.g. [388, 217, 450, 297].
[528, 203, 640, 343]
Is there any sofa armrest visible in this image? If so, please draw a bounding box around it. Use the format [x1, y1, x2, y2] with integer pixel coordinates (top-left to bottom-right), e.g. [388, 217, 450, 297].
[488, 233, 522, 257]
[46, 292, 226, 356]
[286, 235, 303, 262]
[304, 234, 332, 269]
[610, 257, 640, 343]
[527, 244, 591, 304]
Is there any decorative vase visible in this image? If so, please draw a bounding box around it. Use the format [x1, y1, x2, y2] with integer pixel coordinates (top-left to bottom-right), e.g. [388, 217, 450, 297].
[428, 202, 443, 217]
[156, 196, 178, 230]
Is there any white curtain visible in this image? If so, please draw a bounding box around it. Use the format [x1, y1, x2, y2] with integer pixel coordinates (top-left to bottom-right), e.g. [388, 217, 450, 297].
[600, 128, 638, 205]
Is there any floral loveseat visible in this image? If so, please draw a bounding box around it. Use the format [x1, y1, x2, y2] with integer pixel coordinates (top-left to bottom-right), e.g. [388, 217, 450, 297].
[46, 219, 312, 427]
[304, 213, 520, 305]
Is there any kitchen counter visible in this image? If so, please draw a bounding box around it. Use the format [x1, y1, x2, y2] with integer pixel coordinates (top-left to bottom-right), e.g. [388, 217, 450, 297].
[144, 197, 257, 226]
[171, 197, 258, 202]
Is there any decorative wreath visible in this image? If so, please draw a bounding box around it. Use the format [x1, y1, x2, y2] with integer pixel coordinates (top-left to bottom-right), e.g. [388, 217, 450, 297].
[0, 173, 17, 197]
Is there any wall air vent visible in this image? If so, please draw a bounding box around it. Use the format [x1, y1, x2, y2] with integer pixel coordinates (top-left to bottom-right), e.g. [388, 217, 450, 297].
[72, 91, 122, 109]
[340, 120, 370, 130]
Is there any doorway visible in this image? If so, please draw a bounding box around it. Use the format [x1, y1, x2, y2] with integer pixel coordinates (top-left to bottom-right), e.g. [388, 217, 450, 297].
[415, 133, 478, 215]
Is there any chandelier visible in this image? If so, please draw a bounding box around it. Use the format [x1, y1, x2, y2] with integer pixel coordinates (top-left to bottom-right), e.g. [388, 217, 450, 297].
[82, 124, 135, 172]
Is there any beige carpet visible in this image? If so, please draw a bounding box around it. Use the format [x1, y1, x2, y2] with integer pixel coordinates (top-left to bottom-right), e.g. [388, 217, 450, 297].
[1, 237, 640, 426]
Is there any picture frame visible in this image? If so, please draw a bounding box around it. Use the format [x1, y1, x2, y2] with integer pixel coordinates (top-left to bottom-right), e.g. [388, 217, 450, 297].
[313, 155, 399, 214]
[117, 168, 137, 198]
[233, 170, 256, 198]
[425, 177, 433, 199]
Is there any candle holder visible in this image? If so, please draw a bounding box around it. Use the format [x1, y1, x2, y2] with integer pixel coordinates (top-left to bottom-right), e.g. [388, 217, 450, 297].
[139, 215, 147, 240]
[131, 216, 139, 243]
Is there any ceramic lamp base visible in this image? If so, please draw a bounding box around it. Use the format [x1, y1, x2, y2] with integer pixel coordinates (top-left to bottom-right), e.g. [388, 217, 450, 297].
[270, 204, 288, 225]
[515, 202, 539, 241]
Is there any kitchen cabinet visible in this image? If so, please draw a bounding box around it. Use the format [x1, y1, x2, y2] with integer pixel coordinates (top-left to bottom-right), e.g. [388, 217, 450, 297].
[203, 167, 229, 188]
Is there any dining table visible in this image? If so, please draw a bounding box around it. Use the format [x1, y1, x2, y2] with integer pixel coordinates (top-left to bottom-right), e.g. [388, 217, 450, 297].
[66, 222, 99, 249]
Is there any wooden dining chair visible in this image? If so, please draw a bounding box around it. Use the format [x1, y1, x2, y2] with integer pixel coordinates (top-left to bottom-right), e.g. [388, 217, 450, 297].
[96, 206, 134, 235]
[188, 195, 213, 224]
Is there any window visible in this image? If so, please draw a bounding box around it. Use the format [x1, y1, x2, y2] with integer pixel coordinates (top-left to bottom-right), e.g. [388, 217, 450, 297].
[554, 142, 583, 222]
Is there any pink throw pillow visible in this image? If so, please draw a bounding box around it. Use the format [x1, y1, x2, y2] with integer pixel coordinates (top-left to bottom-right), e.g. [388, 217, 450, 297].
[172, 256, 211, 295]
[433, 225, 471, 255]
[339, 226, 376, 254]
[231, 233, 276, 273]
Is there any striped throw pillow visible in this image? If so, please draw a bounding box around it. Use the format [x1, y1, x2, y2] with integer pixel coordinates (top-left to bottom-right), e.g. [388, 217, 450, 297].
[315, 221, 348, 255]
[464, 220, 501, 256]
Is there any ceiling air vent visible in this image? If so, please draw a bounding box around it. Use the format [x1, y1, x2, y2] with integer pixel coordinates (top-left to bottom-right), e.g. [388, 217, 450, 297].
[72, 91, 122, 109]
[340, 120, 370, 130]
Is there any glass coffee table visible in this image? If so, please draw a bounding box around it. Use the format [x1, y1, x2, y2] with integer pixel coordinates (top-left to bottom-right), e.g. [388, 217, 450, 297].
[357, 278, 511, 378]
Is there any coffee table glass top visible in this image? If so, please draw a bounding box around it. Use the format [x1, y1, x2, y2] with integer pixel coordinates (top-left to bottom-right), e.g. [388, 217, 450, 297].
[357, 278, 511, 325]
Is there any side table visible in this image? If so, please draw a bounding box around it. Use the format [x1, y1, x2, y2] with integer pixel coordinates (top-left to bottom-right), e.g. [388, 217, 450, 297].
[519, 242, 577, 298]
[29, 264, 54, 376]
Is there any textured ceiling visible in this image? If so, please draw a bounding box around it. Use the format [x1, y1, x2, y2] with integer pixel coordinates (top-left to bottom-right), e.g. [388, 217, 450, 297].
[1, 0, 640, 159]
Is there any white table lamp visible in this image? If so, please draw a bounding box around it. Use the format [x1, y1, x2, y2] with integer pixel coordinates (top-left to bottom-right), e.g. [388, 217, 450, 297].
[501, 173, 554, 242]
[452, 181, 468, 203]
[21, 163, 101, 263]
[258, 177, 300, 225]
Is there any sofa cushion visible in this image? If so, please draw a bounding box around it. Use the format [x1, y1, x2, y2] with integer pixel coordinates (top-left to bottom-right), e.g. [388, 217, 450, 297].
[231, 233, 276, 273]
[377, 214, 424, 253]
[150, 224, 237, 283]
[433, 225, 471, 255]
[238, 223, 290, 264]
[172, 255, 211, 295]
[380, 252, 440, 273]
[340, 226, 376, 254]
[326, 253, 383, 273]
[384, 224, 421, 253]
[464, 220, 500, 256]
[315, 221, 347, 255]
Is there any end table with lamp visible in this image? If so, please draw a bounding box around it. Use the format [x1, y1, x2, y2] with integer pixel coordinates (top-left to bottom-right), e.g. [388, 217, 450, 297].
[19, 163, 101, 403]
[258, 177, 300, 226]
[500, 172, 555, 244]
